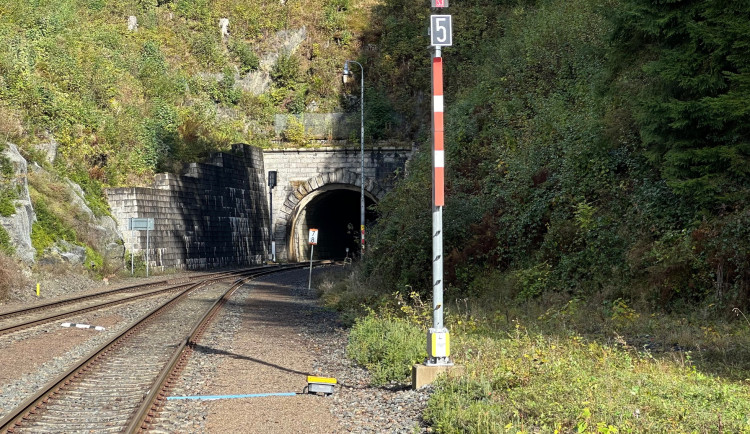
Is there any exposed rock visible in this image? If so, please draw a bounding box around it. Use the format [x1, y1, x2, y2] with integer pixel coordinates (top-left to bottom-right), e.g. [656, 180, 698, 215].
[236, 69, 273, 95]
[0, 143, 36, 264]
[64, 179, 124, 265]
[236, 27, 307, 95]
[195, 27, 307, 96]
[0, 144, 123, 269]
[48, 240, 87, 265]
[128, 16, 138, 32]
[34, 134, 57, 164]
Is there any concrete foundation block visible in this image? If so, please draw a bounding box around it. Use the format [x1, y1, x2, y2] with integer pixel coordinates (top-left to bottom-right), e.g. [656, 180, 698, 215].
[412, 364, 465, 389]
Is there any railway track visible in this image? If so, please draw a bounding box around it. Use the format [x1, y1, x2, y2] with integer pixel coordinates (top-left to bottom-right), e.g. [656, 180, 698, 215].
[0, 263, 317, 433]
[0, 266, 278, 336]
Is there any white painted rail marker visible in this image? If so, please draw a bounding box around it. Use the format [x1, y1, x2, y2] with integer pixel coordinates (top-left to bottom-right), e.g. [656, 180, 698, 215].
[61, 322, 105, 331]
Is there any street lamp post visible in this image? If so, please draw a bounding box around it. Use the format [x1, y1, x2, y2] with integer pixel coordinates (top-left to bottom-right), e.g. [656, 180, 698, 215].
[268, 171, 277, 262]
[343, 60, 365, 258]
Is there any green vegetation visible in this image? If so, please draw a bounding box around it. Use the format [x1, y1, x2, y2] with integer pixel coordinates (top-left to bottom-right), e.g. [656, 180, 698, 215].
[366, 0, 750, 317]
[6, 0, 750, 430]
[84, 245, 103, 275]
[316, 267, 750, 432]
[612, 0, 750, 212]
[30, 197, 76, 255]
[0, 0, 369, 279]
[0, 226, 15, 256]
[0, 153, 19, 217]
[428, 325, 750, 432]
[0, 0, 363, 187]
[321, 0, 750, 431]
[347, 311, 426, 385]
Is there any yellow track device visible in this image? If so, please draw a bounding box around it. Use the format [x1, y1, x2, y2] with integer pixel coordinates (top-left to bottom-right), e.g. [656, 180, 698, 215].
[306, 376, 337, 395]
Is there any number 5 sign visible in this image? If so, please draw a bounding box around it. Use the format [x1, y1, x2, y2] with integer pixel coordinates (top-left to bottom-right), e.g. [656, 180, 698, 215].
[430, 15, 452, 47]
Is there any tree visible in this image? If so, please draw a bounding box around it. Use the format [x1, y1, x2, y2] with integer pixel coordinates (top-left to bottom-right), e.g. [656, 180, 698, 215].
[612, 0, 750, 212]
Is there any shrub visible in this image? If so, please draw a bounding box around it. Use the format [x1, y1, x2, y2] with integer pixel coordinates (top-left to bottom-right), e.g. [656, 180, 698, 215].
[30, 198, 76, 255]
[282, 115, 307, 146]
[0, 225, 15, 255]
[0, 252, 25, 301]
[190, 33, 226, 69]
[215, 67, 241, 105]
[347, 312, 426, 385]
[0, 188, 17, 217]
[84, 245, 103, 276]
[229, 41, 259, 74]
[271, 52, 300, 88]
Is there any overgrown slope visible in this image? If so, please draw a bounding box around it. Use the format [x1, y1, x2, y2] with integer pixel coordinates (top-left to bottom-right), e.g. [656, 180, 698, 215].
[366, 0, 750, 311]
[0, 0, 369, 183]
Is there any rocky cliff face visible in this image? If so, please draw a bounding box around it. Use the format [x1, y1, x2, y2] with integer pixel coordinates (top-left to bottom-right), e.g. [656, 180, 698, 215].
[63, 179, 124, 265]
[1, 144, 35, 263]
[0, 142, 124, 268]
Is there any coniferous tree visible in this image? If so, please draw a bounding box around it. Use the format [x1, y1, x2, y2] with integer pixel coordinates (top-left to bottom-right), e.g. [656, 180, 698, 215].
[612, 0, 750, 212]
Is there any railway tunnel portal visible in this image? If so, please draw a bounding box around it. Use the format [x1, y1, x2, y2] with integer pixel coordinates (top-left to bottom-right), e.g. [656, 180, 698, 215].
[106, 144, 414, 270]
[263, 147, 413, 262]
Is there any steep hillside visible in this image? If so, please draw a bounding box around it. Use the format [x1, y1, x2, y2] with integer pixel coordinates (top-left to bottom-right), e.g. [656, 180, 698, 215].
[0, 0, 383, 279]
[0, 0, 374, 182]
[366, 0, 750, 311]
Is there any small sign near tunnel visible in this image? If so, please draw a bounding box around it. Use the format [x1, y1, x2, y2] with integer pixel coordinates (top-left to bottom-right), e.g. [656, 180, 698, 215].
[128, 217, 154, 231]
[308, 228, 319, 245]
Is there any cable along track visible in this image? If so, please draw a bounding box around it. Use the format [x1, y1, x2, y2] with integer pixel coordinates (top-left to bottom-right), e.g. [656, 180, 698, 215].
[0, 263, 311, 434]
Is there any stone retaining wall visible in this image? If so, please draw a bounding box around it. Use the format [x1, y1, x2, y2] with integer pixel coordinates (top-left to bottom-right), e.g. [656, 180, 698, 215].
[106, 144, 269, 271]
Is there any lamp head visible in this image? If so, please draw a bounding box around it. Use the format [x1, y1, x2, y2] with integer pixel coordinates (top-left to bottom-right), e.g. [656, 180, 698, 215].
[342, 61, 351, 84]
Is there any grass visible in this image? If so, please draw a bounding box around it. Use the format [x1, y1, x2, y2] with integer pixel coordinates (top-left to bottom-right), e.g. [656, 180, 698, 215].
[318, 266, 750, 433]
[429, 322, 750, 433]
[0, 253, 28, 302]
[347, 313, 426, 385]
[314, 265, 383, 325]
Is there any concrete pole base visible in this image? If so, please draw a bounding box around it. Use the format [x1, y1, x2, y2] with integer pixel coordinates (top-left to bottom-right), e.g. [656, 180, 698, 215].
[412, 363, 465, 389]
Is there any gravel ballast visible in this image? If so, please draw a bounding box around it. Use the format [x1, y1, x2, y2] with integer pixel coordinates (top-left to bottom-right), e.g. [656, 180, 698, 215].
[151, 267, 433, 433]
[0, 266, 435, 432]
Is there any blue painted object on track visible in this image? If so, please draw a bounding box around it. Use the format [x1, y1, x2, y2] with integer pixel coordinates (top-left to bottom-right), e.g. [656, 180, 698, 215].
[167, 392, 298, 401]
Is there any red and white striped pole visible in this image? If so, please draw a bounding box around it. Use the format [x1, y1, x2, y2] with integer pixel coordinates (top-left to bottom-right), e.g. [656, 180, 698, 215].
[427, 45, 451, 365]
[433, 55, 445, 209]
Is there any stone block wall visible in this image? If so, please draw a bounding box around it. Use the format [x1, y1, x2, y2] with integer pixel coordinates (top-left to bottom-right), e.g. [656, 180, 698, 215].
[262, 146, 413, 261]
[106, 144, 269, 271]
[274, 113, 358, 140]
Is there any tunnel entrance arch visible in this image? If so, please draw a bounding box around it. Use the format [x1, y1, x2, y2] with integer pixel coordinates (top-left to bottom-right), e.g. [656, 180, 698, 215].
[289, 185, 378, 261]
[277, 170, 387, 262]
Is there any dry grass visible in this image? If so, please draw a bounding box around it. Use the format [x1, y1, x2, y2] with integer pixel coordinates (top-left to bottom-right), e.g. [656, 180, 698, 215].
[319, 266, 750, 432]
[0, 253, 29, 302]
[0, 104, 24, 143]
[314, 265, 381, 324]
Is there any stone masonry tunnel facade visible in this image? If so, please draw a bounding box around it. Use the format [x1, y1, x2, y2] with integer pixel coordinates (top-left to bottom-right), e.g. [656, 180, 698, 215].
[106, 144, 413, 270]
[263, 146, 413, 262]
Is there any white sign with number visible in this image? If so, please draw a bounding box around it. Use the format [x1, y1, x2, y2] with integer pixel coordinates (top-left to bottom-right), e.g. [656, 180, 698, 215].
[308, 228, 319, 245]
[430, 15, 453, 47]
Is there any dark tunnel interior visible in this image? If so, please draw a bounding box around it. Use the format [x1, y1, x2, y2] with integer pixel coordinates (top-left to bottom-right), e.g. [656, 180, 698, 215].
[302, 189, 377, 260]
